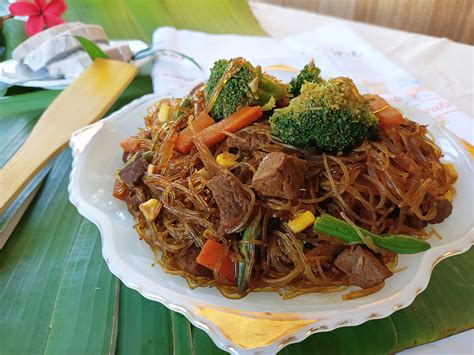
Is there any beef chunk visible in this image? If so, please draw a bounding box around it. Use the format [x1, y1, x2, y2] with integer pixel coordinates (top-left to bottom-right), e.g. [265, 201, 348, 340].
[207, 174, 251, 233]
[178, 247, 212, 277]
[406, 214, 428, 229]
[428, 199, 453, 224]
[307, 241, 344, 264]
[312, 242, 344, 257]
[334, 246, 392, 289]
[226, 131, 271, 151]
[122, 150, 130, 163]
[252, 152, 308, 199]
[119, 157, 147, 185]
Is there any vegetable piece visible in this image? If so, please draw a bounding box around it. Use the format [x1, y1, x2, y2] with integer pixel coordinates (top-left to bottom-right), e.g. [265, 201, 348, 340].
[120, 137, 140, 152]
[237, 211, 261, 292]
[216, 152, 238, 169]
[142, 150, 154, 162]
[197, 106, 263, 148]
[158, 103, 171, 123]
[206, 57, 288, 120]
[74, 35, 109, 60]
[288, 210, 316, 233]
[139, 198, 161, 221]
[112, 180, 126, 201]
[289, 59, 323, 97]
[196, 240, 236, 282]
[365, 94, 405, 129]
[444, 162, 458, 180]
[174, 111, 216, 154]
[313, 213, 431, 254]
[270, 78, 378, 154]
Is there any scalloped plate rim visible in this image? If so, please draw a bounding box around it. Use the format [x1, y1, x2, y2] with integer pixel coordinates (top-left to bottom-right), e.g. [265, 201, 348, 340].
[68, 93, 474, 354]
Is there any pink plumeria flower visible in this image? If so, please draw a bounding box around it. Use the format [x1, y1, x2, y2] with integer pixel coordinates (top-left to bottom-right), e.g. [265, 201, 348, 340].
[9, 0, 67, 37]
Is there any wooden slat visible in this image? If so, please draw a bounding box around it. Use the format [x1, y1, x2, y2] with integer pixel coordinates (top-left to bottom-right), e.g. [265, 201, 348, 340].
[254, 0, 474, 44]
[0, 59, 138, 214]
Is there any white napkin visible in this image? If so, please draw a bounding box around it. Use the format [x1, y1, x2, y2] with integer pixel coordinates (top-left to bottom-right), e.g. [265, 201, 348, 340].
[152, 24, 474, 145]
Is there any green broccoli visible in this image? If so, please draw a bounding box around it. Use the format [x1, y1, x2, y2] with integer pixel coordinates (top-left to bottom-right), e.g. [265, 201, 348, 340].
[269, 78, 378, 154]
[205, 57, 287, 121]
[288, 59, 322, 97]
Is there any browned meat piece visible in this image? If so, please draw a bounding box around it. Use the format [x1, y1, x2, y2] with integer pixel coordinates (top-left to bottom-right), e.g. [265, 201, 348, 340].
[312, 242, 344, 257]
[122, 150, 130, 163]
[428, 199, 453, 224]
[251, 152, 308, 199]
[321, 200, 343, 218]
[307, 241, 344, 264]
[334, 246, 392, 289]
[178, 247, 212, 277]
[207, 174, 251, 233]
[406, 214, 428, 229]
[119, 157, 148, 185]
[226, 131, 271, 151]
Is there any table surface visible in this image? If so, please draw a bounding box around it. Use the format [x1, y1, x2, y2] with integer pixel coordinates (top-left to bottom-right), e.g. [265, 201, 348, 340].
[251, 3, 474, 353]
[251, 2, 474, 118]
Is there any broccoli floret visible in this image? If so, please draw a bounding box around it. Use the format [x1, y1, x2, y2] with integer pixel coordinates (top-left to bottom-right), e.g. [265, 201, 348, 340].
[270, 78, 378, 154]
[205, 57, 287, 121]
[288, 59, 322, 97]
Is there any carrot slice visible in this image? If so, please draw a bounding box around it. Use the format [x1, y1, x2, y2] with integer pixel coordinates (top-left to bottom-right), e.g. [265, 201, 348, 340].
[120, 137, 140, 152]
[196, 240, 236, 282]
[365, 94, 405, 129]
[174, 111, 216, 154]
[113, 180, 127, 201]
[197, 106, 263, 148]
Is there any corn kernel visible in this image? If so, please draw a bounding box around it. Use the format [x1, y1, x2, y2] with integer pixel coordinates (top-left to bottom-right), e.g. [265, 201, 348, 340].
[288, 210, 316, 233]
[443, 190, 453, 202]
[444, 163, 458, 180]
[158, 103, 171, 123]
[216, 152, 238, 169]
[147, 164, 157, 175]
[139, 198, 161, 220]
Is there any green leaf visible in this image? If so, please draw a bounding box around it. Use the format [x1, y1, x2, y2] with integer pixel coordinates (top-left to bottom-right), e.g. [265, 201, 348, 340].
[43, 221, 119, 355]
[1, 19, 27, 60]
[62, 0, 266, 41]
[73, 35, 109, 60]
[117, 286, 173, 354]
[0, 77, 152, 354]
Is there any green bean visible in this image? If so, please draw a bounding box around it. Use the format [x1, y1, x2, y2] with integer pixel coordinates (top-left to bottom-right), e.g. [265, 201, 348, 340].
[313, 213, 430, 254]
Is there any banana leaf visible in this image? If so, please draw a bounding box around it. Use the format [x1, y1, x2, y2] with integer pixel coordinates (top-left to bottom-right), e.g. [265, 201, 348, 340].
[0, 1, 472, 354]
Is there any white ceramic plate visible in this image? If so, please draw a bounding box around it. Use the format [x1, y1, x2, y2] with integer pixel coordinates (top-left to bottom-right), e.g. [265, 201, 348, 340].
[68, 91, 474, 354]
[0, 40, 148, 90]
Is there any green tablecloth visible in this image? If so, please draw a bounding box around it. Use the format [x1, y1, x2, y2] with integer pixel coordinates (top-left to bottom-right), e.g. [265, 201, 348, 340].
[0, 1, 472, 354]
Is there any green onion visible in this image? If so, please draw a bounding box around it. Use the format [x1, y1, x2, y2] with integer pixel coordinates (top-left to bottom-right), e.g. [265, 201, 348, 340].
[142, 151, 154, 162]
[313, 213, 431, 254]
[237, 211, 261, 292]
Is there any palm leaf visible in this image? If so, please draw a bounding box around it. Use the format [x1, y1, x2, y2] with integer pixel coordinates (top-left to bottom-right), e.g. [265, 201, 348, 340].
[0, 0, 472, 354]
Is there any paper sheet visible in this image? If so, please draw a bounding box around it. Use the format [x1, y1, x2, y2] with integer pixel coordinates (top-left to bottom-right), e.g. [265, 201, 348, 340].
[152, 24, 474, 145]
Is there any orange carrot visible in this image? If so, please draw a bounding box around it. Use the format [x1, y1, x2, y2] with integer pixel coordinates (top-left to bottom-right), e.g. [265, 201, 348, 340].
[174, 111, 216, 154]
[196, 240, 236, 282]
[197, 106, 263, 148]
[120, 137, 140, 152]
[113, 180, 127, 201]
[365, 94, 405, 129]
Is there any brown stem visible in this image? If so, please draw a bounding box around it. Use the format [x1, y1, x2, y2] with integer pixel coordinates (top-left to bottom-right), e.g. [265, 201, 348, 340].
[0, 14, 14, 26]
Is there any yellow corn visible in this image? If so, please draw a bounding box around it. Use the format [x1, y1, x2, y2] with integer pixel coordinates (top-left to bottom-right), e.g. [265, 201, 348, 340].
[288, 210, 316, 233]
[216, 152, 238, 169]
[444, 163, 458, 180]
[443, 190, 453, 202]
[158, 103, 171, 123]
[139, 198, 161, 220]
[147, 164, 157, 175]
